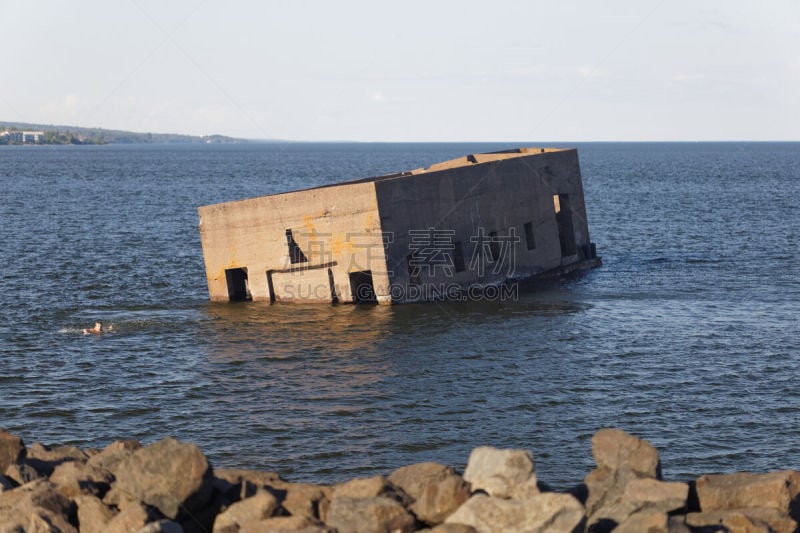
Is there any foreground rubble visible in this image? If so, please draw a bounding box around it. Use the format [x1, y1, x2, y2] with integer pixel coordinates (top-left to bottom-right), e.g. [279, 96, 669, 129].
[2, 427, 798, 532]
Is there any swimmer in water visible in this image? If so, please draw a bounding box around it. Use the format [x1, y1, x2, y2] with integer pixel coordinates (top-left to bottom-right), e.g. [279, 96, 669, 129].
[83, 321, 103, 335]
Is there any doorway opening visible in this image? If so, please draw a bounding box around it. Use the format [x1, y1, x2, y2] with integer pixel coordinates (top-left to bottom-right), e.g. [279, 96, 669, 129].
[553, 194, 577, 257]
[225, 268, 251, 301]
[349, 270, 377, 303]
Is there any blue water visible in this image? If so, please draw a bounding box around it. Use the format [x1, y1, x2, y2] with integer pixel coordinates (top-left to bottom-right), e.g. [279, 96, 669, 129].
[1, 142, 799, 488]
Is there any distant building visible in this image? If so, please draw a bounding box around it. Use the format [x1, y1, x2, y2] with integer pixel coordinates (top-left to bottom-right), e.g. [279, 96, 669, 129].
[1, 130, 44, 143]
[198, 147, 600, 305]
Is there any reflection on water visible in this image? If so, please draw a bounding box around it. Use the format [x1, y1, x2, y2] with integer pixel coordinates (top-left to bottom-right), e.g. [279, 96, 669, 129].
[185, 283, 601, 483]
[203, 302, 395, 362]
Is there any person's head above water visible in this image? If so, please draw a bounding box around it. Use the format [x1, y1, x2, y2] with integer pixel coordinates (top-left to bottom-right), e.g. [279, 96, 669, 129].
[83, 321, 103, 334]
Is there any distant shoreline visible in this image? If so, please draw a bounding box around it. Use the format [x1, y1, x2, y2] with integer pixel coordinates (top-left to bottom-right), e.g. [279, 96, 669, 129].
[1, 120, 248, 145]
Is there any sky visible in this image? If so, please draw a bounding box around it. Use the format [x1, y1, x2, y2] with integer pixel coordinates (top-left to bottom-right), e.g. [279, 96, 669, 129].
[1, 0, 798, 142]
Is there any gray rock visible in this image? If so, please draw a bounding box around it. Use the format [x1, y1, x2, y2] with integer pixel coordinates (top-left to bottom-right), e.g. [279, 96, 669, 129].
[237, 515, 331, 533]
[136, 520, 185, 533]
[462, 446, 537, 499]
[0, 430, 26, 475]
[445, 492, 585, 533]
[388, 462, 470, 524]
[0, 479, 77, 533]
[50, 460, 114, 498]
[75, 494, 117, 533]
[421, 525, 478, 533]
[695, 470, 800, 514]
[583, 465, 629, 520]
[584, 429, 667, 527]
[591, 428, 661, 479]
[613, 510, 669, 533]
[214, 468, 283, 490]
[4, 462, 42, 485]
[25, 441, 88, 478]
[687, 507, 797, 533]
[332, 475, 396, 500]
[389, 462, 453, 500]
[86, 439, 142, 475]
[212, 490, 280, 532]
[666, 515, 692, 533]
[28, 442, 88, 463]
[590, 477, 688, 525]
[325, 496, 416, 533]
[112, 437, 213, 520]
[686, 509, 772, 533]
[415, 472, 471, 525]
[104, 501, 156, 533]
[281, 482, 333, 521]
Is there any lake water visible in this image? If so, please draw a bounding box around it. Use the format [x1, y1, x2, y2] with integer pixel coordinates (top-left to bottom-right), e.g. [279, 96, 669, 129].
[1, 141, 798, 488]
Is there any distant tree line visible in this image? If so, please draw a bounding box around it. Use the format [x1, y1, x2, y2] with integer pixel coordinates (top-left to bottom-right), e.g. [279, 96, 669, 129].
[42, 130, 106, 145]
[1, 121, 245, 145]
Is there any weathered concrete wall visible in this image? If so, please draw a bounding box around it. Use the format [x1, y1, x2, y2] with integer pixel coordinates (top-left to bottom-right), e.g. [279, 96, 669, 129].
[375, 148, 592, 303]
[198, 147, 595, 305]
[198, 182, 390, 304]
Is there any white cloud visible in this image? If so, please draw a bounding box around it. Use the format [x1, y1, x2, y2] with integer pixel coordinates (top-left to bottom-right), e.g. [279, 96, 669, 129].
[371, 92, 389, 103]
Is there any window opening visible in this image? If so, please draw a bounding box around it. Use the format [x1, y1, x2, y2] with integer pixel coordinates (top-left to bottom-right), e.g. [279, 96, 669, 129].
[524, 222, 536, 250]
[285, 229, 308, 264]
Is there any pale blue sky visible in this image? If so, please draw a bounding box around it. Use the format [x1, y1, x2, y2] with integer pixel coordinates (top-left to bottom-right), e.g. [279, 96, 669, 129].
[1, 1, 798, 141]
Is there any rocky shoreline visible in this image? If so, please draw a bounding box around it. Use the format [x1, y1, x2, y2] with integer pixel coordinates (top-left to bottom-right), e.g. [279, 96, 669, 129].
[1, 427, 798, 533]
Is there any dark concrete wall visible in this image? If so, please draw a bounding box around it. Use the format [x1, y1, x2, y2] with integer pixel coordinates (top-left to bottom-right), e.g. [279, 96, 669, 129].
[375, 149, 591, 303]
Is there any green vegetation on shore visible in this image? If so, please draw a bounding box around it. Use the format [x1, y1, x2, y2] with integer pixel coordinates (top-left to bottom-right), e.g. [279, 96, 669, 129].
[0, 121, 246, 145]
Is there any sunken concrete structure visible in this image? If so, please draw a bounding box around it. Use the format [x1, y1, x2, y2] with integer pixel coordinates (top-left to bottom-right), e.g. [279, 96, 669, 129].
[198, 147, 600, 305]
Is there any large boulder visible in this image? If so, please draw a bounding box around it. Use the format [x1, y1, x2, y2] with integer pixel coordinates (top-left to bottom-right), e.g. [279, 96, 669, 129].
[591, 428, 661, 479]
[325, 496, 416, 533]
[235, 515, 331, 533]
[685, 508, 794, 533]
[111, 437, 214, 520]
[332, 475, 404, 501]
[25, 441, 88, 478]
[389, 463, 453, 500]
[583, 428, 665, 528]
[214, 468, 283, 490]
[389, 462, 470, 525]
[613, 510, 669, 533]
[4, 462, 43, 485]
[103, 501, 157, 533]
[0, 478, 77, 532]
[0, 430, 26, 474]
[281, 482, 333, 521]
[86, 439, 142, 475]
[462, 447, 538, 499]
[74, 494, 117, 533]
[589, 477, 688, 526]
[50, 460, 114, 498]
[27, 442, 88, 463]
[445, 492, 585, 533]
[695, 470, 800, 515]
